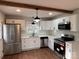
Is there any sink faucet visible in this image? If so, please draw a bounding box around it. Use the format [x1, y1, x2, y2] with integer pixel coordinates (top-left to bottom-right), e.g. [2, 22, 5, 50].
[32, 32, 35, 37]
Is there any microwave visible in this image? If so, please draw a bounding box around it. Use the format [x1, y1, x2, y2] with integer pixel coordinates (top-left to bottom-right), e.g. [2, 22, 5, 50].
[58, 22, 71, 30]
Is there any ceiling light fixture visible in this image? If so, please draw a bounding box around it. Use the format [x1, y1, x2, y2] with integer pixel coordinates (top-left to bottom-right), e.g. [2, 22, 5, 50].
[49, 12, 53, 16]
[34, 8, 40, 23]
[16, 9, 21, 12]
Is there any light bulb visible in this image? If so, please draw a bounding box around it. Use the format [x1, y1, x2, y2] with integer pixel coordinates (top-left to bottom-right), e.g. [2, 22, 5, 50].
[49, 12, 53, 15]
[16, 9, 21, 12]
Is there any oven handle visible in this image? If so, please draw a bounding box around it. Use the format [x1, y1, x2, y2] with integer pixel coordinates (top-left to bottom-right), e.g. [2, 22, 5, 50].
[54, 42, 65, 46]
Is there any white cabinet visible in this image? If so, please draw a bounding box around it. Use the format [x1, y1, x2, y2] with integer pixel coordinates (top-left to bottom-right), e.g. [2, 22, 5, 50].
[65, 41, 79, 59]
[69, 14, 79, 31]
[6, 19, 26, 30]
[40, 21, 53, 30]
[0, 12, 4, 59]
[22, 37, 41, 51]
[0, 40, 3, 59]
[0, 12, 5, 23]
[48, 36, 54, 51]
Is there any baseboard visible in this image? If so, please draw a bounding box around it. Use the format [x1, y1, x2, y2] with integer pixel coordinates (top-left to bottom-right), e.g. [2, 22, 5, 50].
[1, 53, 3, 59]
[22, 47, 41, 52]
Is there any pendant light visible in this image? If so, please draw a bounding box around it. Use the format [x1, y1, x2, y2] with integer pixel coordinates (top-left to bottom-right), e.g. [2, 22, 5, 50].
[34, 8, 40, 22]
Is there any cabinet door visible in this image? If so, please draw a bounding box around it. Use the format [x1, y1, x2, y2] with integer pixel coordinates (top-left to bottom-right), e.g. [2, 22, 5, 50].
[29, 38, 40, 49]
[65, 43, 72, 59]
[6, 19, 26, 37]
[33, 39, 41, 48]
[40, 21, 52, 30]
[69, 15, 77, 31]
[48, 39, 54, 51]
[21, 38, 26, 50]
[22, 38, 32, 50]
[0, 40, 3, 59]
[22, 38, 40, 51]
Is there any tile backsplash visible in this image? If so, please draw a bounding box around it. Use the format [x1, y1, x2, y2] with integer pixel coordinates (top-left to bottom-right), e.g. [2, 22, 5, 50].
[54, 30, 79, 41]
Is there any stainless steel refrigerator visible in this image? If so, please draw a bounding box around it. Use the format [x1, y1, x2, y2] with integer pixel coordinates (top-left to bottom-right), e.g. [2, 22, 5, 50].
[3, 24, 21, 55]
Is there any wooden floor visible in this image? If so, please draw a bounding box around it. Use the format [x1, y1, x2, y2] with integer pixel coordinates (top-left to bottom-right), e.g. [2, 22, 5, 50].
[3, 48, 60, 59]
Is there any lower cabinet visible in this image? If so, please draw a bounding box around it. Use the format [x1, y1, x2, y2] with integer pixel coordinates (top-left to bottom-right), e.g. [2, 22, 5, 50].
[22, 37, 41, 51]
[0, 40, 3, 59]
[48, 37, 54, 51]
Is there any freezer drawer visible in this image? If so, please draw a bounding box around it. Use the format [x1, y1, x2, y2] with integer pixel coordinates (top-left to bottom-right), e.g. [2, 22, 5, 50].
[4, 43, 21, 55]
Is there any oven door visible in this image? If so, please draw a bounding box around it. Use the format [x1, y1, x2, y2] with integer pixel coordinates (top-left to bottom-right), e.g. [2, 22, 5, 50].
[54, 42, 65, 56]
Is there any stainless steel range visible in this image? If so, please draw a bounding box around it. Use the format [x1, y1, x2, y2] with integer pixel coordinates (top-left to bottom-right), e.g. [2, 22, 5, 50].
[54, 34, 74, 57]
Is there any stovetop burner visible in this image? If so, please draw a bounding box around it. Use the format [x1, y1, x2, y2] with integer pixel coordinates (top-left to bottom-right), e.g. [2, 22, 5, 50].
[55, 34, 74, 42]
[54, 38, 74, 42]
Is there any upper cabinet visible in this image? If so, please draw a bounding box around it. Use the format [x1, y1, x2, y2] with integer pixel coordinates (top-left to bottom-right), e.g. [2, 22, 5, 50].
[69, 14, 79, 31]
[6, 19, 26, 38]
[0, 12, 5, 23]
[0, 12, 5, 39]
[6, 19, 26, 31]
[0, 12, 4, 59]
[40, 21, 53, 30]
[40, 17, 70, 30]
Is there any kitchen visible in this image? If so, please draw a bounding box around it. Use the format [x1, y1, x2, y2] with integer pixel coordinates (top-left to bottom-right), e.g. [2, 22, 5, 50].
[0, 0, 79, 59]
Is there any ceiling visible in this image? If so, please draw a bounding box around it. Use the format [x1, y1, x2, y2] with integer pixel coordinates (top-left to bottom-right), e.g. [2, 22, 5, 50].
[5, 0, 79, 10]
[0, 0, 79, 18]
[0, 5, 62, 18]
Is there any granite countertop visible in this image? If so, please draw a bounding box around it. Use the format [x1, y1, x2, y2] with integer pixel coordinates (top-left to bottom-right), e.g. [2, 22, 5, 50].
[66, 41, 79, 44]
[21, 36, 40, 39]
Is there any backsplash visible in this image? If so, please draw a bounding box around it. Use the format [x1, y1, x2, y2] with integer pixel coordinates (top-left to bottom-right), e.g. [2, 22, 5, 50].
[54, 30, 79, 41]
[38, 30, 54, 36]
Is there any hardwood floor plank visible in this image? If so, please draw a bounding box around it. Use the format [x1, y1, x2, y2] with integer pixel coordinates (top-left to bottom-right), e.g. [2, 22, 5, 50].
[3, 48, 59, 59]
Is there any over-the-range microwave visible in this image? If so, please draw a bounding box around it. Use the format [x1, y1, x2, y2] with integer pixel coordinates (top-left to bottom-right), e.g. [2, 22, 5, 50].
[58, 22, 71, 30]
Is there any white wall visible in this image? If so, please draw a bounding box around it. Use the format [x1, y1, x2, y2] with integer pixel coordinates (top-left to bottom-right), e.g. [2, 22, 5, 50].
[0, 11, 5, 59]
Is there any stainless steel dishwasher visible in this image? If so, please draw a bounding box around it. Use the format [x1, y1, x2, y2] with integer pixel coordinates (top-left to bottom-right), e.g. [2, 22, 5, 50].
[40, 37, 48, 48]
